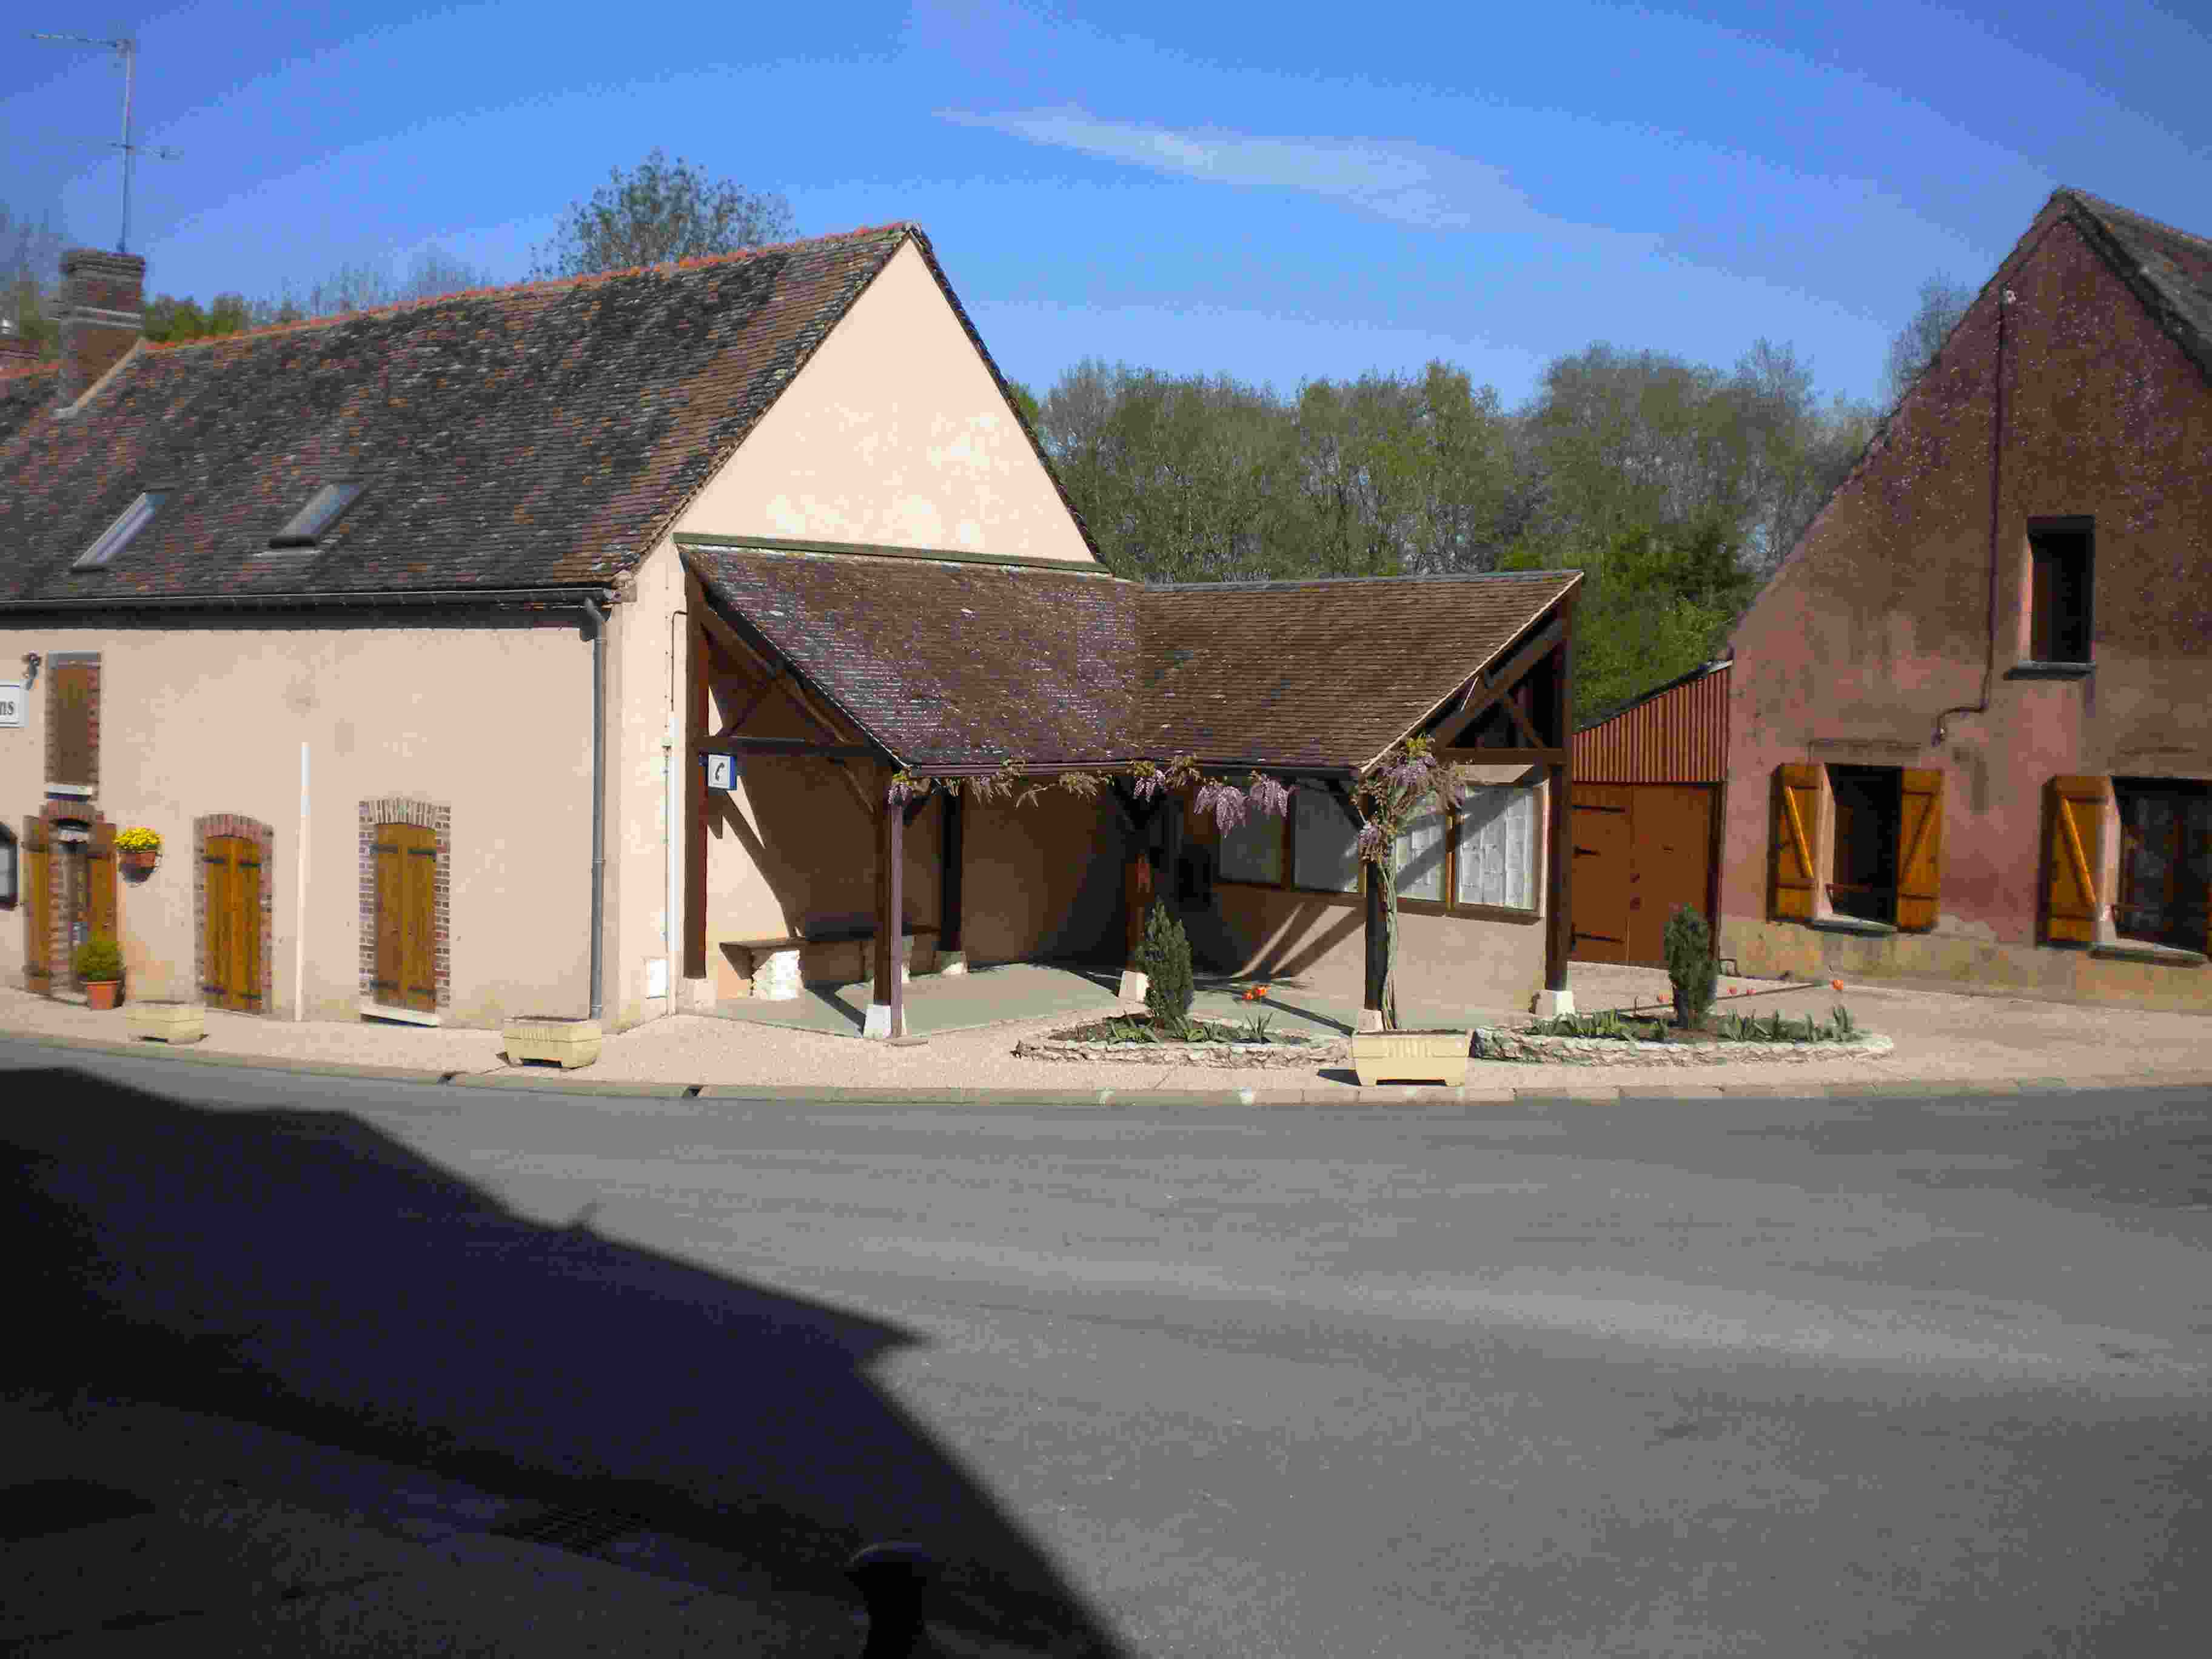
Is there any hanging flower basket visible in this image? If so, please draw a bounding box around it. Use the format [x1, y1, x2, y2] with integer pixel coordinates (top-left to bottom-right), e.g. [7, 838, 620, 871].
[116, 826, 161, 874]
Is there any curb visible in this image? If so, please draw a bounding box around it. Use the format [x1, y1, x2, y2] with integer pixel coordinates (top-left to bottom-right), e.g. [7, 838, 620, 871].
[4, 1028, 2210, 1107]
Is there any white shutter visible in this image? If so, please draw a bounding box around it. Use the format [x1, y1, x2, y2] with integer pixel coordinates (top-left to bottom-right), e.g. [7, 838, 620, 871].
[1456, 788, 1537, 909]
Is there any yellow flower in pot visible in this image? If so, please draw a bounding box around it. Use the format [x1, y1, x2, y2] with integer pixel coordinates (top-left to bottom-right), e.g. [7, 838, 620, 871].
[73, 934, 125, 1010]
[116, 826, 162, 873]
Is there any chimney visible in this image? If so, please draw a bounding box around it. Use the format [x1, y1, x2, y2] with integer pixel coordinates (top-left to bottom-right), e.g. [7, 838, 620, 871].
[57, 247, 146, 407]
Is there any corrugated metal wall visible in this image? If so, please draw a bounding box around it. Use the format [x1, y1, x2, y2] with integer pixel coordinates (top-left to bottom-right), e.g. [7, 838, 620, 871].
[1572, 662, 1731, 783]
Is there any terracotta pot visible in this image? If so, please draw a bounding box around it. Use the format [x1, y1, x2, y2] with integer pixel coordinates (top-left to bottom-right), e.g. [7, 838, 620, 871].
[121, 849, 158, 873]
[84, 980, 122, 1011]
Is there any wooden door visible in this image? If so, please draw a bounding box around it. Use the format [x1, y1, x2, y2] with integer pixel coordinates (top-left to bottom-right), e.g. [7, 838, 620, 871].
[23, 816, 50, 995]
[1626, 785, 1716, 964]
[203, 835, 264, 1011]
[1569, 786, 1632, 963]
[372, 822, 437, 1013]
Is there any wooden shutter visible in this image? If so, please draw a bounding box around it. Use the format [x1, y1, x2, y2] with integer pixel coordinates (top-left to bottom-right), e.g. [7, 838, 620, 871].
[203, 836, 263, 1011]
[373, 826, 404, 1006]
[2045, 776, 2105, 944]
[86, 819, 117, 945]
[23, 817, 50, 991]
[374, 823, 437, 1012]
[1895, 770, 1945, 932]
[49, 662, 94, 786]
[1770, 763, 1821, 920]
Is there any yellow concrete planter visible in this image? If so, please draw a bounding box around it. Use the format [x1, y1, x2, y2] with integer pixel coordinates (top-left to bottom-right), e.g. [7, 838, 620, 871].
[502, 1016, 602, 1069]
[1350, 1029, 1472, 1087]
[126, 1000, 205, 1044]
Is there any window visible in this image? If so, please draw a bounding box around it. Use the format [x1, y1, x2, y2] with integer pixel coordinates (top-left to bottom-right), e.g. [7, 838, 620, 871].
[1455, 787, 1538, 910]
[1827, 766, 1901, 924]
[1823, 766, 1945, 930]
[0, 820, 15, 909]
[2029, 521, 2093, 664]
[269, 480, 366, 550]
[1292, 789, 1361, 893]
[2114, 779, 2211, 952]
[1219, 804, 1282, 885]
[1393, 806, 1447, 902]
[73, 491, 166, 569]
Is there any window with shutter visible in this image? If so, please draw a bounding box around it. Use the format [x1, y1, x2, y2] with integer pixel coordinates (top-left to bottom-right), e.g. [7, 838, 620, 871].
[2113, 779, 2211, 952]
[1292, 789, 1361, 894]
[1770, 763, 1821, 920]
[48, 661, 96, 789]
[1453, 788, 1538, 910]
[0, 820, 16, 909]
[22, 818, 50, 990]
[2043, 776, 2106, 945]
[1895, 770, 1945, 932]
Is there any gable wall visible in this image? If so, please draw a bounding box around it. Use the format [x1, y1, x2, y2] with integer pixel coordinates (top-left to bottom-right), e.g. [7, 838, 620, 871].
[1720, 206, 2212, 1008]
[672, 242, 1094, 563]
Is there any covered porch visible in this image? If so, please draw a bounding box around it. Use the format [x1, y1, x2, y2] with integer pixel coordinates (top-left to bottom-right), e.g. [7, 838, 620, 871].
[677, 538, 1584, 1042]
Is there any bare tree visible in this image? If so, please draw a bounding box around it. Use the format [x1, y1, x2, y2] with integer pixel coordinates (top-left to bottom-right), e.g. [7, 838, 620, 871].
[529, 150, 796, 280]
[1882, 273, 1974, 409]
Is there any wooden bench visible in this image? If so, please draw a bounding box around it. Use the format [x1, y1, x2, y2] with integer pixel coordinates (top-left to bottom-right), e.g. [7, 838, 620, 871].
[716, 926, 943, 1000]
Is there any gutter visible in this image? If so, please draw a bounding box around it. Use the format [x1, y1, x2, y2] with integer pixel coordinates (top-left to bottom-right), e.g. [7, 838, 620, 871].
[0, 586, 615, 615]
[581, 596, 609, 1024]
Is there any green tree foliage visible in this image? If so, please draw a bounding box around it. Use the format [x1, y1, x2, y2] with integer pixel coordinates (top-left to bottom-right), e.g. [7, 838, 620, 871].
[2, 203, 69, 360]
[1136, 900, 1196, 1034]
[529, 149, 796, 280]
[1882, 273, 1974, 409]
[1663, 904, 1717, 1026]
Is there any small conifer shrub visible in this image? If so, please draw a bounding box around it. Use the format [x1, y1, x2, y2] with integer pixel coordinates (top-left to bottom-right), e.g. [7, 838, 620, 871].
[1136, 901, 1195, 1036]
[1663, 904, 1718, 1027]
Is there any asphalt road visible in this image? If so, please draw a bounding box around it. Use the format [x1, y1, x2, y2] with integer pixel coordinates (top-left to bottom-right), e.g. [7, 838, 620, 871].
[7, 1037, 2211, 1657]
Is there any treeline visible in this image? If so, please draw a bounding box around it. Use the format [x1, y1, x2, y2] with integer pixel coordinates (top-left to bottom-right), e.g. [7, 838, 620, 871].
[1016, 340, 1882, 719]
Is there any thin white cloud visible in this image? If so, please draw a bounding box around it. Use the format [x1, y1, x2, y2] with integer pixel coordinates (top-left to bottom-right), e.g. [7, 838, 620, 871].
[939, 106, 1655, 246]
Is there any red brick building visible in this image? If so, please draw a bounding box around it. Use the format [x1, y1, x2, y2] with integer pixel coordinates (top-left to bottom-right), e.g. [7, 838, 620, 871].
[1720, 188, 2212, 1011]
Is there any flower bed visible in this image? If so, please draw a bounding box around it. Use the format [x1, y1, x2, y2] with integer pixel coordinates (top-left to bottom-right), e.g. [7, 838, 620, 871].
[1015, 1012, 1347, 1069]
[1476, 1025, 1894, 1067]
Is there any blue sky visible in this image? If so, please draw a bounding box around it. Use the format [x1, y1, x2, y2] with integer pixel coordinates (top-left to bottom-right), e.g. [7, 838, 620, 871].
[5, 1, 2210, 411]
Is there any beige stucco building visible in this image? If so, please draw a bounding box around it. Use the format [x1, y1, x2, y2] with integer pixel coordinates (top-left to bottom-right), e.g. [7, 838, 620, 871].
[2, 227, 1581, 1039]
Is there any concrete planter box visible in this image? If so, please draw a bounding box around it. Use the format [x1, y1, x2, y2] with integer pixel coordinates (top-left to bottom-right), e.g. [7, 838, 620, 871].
[503, 1016, 602, 1069]
[1351, 1030, 1472, 1087]
[1014, 1031, 1347, 1070]
[126, 1000, 205, 1044]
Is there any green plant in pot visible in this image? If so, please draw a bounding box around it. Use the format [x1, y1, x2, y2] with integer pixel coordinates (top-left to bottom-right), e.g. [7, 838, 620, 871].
[73, 934, 125, 1010]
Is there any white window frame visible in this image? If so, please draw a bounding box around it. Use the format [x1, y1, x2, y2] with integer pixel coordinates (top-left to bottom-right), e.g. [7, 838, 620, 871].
[74, 491, 166, 569]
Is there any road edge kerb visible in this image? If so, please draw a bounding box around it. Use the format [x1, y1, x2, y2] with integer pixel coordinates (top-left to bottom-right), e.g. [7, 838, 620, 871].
[4, 1027, 2210, 1105]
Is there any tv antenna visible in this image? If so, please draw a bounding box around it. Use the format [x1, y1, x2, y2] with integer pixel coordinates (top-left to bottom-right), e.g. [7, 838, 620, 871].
[31, 32, 183, 255]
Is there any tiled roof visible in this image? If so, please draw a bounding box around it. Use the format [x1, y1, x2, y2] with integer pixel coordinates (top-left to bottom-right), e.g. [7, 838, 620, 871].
[686, 544, 1580, 773]
[2060, 189, 2212, 389]
[0, 361, 56, 449]
[0, 225, 952, 603]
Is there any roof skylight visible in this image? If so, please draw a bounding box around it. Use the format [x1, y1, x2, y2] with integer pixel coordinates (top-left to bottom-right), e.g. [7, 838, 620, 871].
[73, 491, 167, 569]
[269, 480, 366, 550]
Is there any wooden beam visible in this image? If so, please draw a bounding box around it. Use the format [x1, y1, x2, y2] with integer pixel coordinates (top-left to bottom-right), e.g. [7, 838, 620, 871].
[873, 786, 905, 1039]
[1545, 602, 1576, 994]
[721, 663, 786, 737]
[940, 787, 963, 953]
[683, 573, 709, 982]
[693, 600, 861, 749]
[902, 791, 932, 828]
[1363, 864, 1388, 1027]
[1435, 746, 1570, 768]
[1430, 614, 1569, 750]
[832, 759, 877, 819]
[696, 736, 879, 760]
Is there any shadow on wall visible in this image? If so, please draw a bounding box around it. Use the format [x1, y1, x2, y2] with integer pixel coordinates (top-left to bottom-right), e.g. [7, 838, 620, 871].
[0, 1067, 1127, 1658]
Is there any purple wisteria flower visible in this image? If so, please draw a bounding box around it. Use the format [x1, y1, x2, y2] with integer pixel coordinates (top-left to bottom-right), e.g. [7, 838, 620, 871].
[1129, 768, 1165, 803]
[1196, 780, 1251, 833]
[1245, 775, 1292, 818]
[1354, 822, 1387, 862]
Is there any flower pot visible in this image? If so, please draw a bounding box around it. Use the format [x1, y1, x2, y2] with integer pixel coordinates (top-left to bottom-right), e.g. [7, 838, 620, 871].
[1350, 1028, 1471, 1087]
[120, 849, 158, 874]
[83, 980, 122, 1011]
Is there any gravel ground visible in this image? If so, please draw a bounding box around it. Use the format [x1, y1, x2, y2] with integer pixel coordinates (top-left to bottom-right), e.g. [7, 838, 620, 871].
[7, 967, 2212, 1096]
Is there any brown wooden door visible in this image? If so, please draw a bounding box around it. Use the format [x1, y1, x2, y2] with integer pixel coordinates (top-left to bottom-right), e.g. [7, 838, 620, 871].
[1570, 786, 1632, 963]
[23, 816, 50, 995]
[372, 822, 437, 1013]
[203, 835, 264, 1011]
[1626, 785, 1716, 965]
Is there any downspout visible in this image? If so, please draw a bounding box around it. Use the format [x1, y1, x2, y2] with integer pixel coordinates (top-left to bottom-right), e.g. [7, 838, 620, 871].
[666, 599, 688, 1009]
[583, 596, 608, 1023]
[1933, 283, 2014, 746]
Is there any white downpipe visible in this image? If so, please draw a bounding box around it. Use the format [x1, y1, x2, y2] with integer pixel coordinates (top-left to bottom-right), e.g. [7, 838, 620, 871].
[295, 742, 309, 1022]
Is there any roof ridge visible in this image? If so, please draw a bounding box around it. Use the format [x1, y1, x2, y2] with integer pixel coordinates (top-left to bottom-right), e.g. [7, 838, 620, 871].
[2058, 188, 2212, 256]
[1147, 569, 1580, 591]
[145, 221, 919, 354]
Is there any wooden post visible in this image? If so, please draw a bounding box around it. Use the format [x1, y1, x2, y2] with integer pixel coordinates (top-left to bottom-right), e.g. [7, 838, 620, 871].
[870, 774, 904, 1039]
[1362, 865, 1387, 1031]
[1544, 607, 1575, 1000]
[940, 788, 963, 957]
[683, 575, 708, 984]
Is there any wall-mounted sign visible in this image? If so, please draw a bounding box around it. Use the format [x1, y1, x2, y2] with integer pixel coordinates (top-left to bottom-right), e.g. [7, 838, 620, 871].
[0, 682, 23, 728]
[704, 752, 736, 791]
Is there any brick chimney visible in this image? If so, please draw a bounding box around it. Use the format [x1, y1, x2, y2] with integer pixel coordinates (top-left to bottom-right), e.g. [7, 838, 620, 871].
[57, 247, 146, 407]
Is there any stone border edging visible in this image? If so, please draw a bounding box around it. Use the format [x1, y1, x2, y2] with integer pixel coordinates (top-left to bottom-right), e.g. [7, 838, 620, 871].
[1011, 1033, 1347, 1068]
[1475, 1025, 1895, 1067]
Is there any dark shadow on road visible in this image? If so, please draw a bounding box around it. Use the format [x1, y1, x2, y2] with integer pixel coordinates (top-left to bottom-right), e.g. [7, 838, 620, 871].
[0, 1063, 1128, 1657]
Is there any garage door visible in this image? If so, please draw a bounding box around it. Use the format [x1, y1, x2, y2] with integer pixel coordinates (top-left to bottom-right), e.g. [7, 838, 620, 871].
[1570, 784, 1717, 966]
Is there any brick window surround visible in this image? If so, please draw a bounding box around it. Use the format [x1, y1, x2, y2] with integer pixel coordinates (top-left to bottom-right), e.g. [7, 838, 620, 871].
[358, 797, 451, 1011]
[193, 813, 275, 1014]
[25, 800, 114, 994]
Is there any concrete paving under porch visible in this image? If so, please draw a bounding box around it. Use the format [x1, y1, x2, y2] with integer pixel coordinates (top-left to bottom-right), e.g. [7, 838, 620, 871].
[695, 959, 1512, 1042]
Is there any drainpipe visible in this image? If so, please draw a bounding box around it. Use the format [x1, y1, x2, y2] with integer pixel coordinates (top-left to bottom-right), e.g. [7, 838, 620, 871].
[667, 602, 688, 1011]
[1933, 283, 2015, 746]
[583, 596, 608, 1023]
